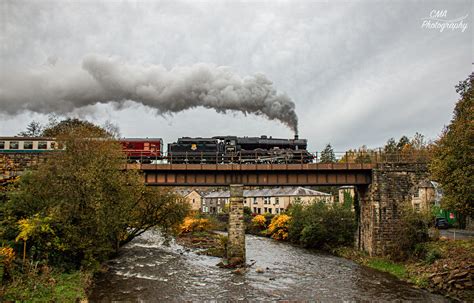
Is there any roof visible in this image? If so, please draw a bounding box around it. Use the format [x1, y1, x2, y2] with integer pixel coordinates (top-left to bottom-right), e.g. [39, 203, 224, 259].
[119, 138, 163, 142]
[418, 180, 435, 188]
[203, 187, 331, 198]
[339, 186, 355, 189]
[175, 189, 201, 197]
[0, 137, 54, 141]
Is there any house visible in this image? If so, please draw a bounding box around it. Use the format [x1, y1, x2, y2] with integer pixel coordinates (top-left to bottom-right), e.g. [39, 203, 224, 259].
[338, 186, 355, 204]
[201, 187, 333, 214]
[175, 189, 202, 212]
[201, 190, 230, 214]
[411, 180, 439, 212]
[244, 187, 333, 215]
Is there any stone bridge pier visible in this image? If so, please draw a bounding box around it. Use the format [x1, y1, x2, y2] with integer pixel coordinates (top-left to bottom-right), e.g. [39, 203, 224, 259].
[227, 184, 246, 265]
[357, 163, 430, 256]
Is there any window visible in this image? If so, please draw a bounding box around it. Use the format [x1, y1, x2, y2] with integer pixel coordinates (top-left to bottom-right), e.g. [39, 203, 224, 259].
[24, 141, 33, 149]
[253, 207, 257, 213]
[275, 208, 280, 214]
[264, 207, 268, 213]
[38, 142, 47, 149]
[0, 141, 4, 149]
[280, 208, 285, 213]
[253, 197, 257, 204]
[257, 208, 261, 214]
[10, 141, 19, 149]
[192, 199, 195, 204]
[274, 197, 279, 205]
[264, 197, 270, 204]
[413, 190, 419, 198]
[50, 142, 56, 149]
[268, 208, 272, 214]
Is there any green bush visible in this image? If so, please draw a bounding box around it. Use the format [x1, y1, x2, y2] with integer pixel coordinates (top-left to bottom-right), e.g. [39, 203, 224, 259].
[287, 203, 305, 243]
[392, 206, 432, 260]
[424, 248, 442, 264]
[288, 201, 357, 250]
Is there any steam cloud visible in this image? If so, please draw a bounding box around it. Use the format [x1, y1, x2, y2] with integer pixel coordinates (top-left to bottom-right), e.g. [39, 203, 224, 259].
[0, 55, 298, 133]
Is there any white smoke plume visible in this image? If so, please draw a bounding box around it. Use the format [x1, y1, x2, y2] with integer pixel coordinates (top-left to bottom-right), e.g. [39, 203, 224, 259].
[0, 55, 298, 133]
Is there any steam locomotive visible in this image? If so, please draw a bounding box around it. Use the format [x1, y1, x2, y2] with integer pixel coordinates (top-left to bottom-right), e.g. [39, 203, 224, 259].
[167, 135, 313, 164]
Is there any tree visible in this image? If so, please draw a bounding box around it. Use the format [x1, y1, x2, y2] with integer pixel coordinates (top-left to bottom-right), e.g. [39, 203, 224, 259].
[430, 72, 474, 223]
[384, 138, 397, 153]
[41, 118, 110, 138]
[320, 143, 336, 163]
[397, 136, 410, 151]
[410, 132, 426, 150]
[5, 123, 189, 268]
[18, 121, 43, 137]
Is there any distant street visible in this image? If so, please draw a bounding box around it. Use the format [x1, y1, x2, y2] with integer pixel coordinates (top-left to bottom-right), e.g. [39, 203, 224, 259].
[439, 229, 474, 240]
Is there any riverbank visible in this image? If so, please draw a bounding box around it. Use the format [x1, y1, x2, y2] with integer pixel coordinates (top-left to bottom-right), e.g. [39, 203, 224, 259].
[335, 239, 474, 301]
[0, 266, 92, 301]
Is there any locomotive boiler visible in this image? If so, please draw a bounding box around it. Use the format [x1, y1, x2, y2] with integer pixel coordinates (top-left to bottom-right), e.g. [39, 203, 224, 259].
[167, 135, 313, 164]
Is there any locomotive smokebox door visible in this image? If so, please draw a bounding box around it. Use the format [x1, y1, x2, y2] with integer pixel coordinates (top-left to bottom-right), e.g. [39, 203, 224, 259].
[191, 144, 197, 151]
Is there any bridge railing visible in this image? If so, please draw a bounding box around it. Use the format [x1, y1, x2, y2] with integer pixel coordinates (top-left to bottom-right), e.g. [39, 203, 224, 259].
[126, 150, 431, 165]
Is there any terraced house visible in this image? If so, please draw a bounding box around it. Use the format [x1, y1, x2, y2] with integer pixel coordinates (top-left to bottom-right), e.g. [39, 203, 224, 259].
[201, 187, 333, 214]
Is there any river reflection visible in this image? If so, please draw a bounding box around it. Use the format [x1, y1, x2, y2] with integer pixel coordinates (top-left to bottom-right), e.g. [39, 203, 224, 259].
[89, 231, 447, 302]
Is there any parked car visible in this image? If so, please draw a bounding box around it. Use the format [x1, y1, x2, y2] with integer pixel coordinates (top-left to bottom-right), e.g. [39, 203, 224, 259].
[435, 217, 450, 229]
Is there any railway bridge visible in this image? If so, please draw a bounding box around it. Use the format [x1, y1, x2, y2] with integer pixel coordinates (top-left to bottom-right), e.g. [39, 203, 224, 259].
[130, 162, 374, 186]
[126, 159, 430, 262]
[1, 152, 430, 262]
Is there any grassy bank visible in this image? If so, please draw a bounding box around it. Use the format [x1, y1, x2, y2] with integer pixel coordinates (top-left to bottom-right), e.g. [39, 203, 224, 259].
[1, 266, 92, 302]
[335, 239, 474, 301]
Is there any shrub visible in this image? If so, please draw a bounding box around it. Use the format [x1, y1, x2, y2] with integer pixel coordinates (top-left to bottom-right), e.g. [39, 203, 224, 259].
[267, 214, 291, 240]
[251, 215, 267, 229]
[424, 248, 442, 264]
[392, 205, 432, 260]
[287, 204, 305, 243]
[0, 246, 16, 281]
[288, 201, 356, 249]
[180, 217, 211, 234]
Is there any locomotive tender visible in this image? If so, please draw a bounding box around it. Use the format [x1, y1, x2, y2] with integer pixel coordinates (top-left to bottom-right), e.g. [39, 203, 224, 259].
[168, 135, 313, 164]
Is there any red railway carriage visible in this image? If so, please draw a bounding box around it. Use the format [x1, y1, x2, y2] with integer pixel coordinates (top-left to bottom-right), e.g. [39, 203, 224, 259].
[119, 138, 163, 163]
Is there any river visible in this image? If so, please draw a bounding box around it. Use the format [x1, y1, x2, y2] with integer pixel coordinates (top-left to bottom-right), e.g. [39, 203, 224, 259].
[89, 231, 447, 302]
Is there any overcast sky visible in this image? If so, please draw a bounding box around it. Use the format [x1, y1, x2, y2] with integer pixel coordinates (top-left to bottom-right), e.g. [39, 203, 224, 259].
[0, 0, 472, 151]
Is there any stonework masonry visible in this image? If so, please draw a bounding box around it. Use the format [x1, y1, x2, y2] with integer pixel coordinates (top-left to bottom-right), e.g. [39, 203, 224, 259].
[227, 184, 246, 263]
[357, 163, 430, 256]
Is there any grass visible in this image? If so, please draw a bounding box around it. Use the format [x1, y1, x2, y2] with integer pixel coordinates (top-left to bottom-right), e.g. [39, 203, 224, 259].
[2, 269, 92, 302]
[366, 258, 407, 279]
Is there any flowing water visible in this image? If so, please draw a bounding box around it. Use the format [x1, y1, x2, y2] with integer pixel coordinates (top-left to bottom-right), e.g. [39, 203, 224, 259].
[89, 231, 446, 302]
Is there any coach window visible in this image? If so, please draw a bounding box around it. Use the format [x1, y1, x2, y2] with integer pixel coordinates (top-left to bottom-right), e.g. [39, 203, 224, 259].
[10, 141, 19, 149]
[38, 142, 47, 149]
[0, 141, 4, 149]
[24, 141, 33, 149]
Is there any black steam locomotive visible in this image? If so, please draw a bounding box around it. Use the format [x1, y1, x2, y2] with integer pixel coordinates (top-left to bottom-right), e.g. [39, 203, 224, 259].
[167, 135, 313, 164]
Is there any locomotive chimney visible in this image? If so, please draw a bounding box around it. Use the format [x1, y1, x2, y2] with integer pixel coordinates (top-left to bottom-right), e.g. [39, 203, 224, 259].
[294, 133, 299, 140]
